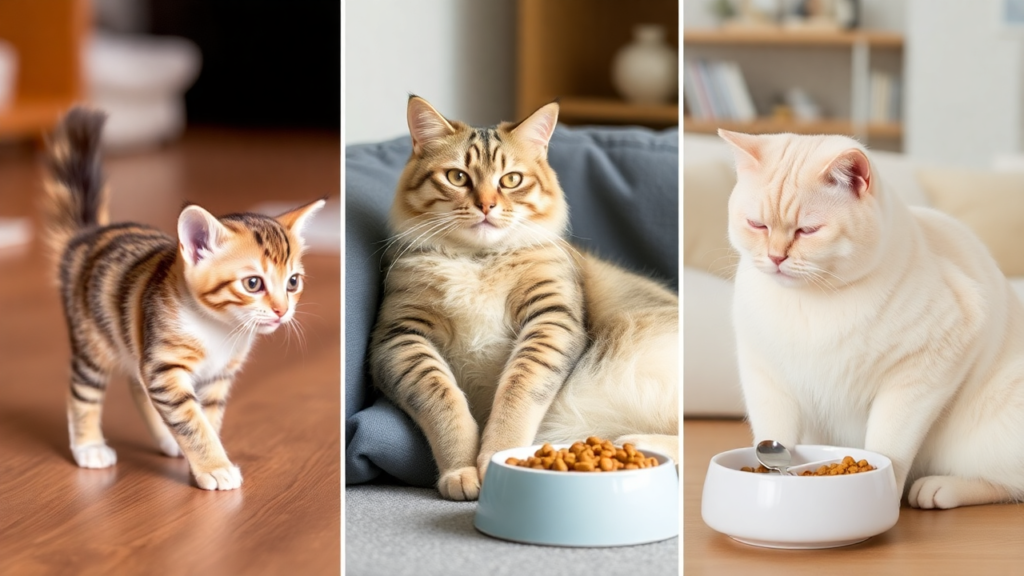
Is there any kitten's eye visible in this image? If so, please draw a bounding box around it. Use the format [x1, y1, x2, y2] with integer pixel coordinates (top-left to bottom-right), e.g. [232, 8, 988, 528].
[797, 226, 821, 236]
[499, 172, 523, 188]
[287, 273, 302, 293]
[243, 276, 264, 293]
[747, 219, 767, 230]
[446, 169, 470, 187]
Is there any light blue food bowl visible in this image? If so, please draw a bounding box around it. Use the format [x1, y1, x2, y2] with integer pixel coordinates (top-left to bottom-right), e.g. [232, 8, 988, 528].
[474, 444, 679, 547]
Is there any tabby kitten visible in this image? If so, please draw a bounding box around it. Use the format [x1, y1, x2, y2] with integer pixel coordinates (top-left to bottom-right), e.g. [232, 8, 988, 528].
[370, 96, 678, 501]
[44, 108, 324, 490]
[724, 129, 1024, 509]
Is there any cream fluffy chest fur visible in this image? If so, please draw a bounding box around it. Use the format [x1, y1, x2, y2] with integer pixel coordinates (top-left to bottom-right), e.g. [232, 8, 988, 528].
[424, 254, 518, 422]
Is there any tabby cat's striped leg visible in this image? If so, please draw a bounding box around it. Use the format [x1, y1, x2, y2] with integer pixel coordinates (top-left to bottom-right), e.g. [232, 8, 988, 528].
[128, 376, 181, 457]
[373, 322, 479, 500]
[196, 376, 232, 437]
[143, 363, 240, 490]
[478, 290, 587, 479]
[67, 354, 116, 468]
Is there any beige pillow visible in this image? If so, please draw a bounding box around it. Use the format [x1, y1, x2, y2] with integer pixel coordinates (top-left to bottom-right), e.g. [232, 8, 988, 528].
[684, 161, 737, 279]
[917, 168, 1024, 277]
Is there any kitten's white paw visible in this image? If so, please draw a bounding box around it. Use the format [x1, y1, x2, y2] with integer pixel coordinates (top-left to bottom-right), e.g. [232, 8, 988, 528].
[908, 475, 1008, 509]
[159, 437, 182, 458]
[72, 443, 117, 469]
[194, 465, 242, 491]
[438, 466, 480, 501]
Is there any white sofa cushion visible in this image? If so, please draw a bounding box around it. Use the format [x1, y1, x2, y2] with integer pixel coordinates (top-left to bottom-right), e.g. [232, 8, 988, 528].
[683, 266, 745, 417]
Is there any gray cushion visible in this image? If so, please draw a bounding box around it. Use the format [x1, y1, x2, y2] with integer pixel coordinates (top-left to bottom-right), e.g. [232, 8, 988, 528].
[345, 125, 678, 486]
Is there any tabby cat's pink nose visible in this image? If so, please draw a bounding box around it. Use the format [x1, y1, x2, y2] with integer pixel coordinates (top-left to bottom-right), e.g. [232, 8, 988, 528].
[769, 255, 787, 266]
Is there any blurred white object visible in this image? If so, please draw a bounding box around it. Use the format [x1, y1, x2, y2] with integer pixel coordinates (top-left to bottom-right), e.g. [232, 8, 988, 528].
[87, 32, 201, 150]
[0, 217, 31, 250]
[0, 39, 17, 111]
[785, 87, 821, 121]
[992, 154, 1024, 172]
[612, 25, 678, 105]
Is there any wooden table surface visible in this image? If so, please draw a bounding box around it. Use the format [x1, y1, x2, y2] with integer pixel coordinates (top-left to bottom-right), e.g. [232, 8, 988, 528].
[0, 129, 340, 575]
[684, 419, 1024, 575]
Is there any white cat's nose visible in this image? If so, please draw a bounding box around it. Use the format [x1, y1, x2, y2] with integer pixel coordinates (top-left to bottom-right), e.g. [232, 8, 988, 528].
[769, 254, 787, 267]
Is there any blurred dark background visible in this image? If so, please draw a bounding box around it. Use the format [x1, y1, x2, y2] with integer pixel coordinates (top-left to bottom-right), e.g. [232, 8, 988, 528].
[145, 0, 339, 129]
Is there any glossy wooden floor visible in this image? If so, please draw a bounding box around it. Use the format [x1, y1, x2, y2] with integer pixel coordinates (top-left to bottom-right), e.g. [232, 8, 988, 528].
[0, 129, 340, 575]
[684, 419, 1024, 575]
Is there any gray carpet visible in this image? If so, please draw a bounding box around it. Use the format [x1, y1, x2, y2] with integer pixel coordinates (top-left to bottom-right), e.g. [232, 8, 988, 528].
[345, 485, 679, 576]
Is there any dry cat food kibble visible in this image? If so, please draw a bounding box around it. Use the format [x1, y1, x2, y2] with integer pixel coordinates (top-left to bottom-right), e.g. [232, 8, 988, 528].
[504, 437, 660, 472]
[740, 455, 876, 476]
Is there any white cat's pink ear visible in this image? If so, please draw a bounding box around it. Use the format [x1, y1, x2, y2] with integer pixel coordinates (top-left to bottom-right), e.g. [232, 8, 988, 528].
[178, 205, 230, 266]
[718, 129, 762, 172]
[407, 96, 456, 153]
[511, 102, 559, 154]
[821, 148, 872, 197]
[277, 197, 327, 237]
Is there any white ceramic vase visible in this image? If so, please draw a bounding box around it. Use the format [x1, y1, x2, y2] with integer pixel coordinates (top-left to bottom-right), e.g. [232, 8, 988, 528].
[612, 25, 678, 105]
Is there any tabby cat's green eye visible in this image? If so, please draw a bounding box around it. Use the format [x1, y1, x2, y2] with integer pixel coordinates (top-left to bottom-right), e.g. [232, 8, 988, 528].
[244, 276, 264, 293]
[287, 274, 301, 293]
[446, 169, 469, 187]
[500, 172, 523, 189]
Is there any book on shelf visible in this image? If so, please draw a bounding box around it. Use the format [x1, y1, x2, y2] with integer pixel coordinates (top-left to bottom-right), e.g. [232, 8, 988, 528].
[683, 58, 757, 123]
[869, 70, 901, 123]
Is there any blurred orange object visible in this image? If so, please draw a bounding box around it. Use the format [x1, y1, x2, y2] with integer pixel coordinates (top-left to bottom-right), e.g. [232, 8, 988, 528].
[0, 0, 89, 141]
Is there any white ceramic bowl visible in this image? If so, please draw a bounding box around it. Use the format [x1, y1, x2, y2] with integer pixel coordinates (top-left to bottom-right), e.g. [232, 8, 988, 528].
[474, 444, 679, 547]
[702, 445, 899, 549]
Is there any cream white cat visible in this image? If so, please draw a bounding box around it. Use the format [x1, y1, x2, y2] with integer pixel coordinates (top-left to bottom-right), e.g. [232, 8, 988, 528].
[723, 129, 1024, 509]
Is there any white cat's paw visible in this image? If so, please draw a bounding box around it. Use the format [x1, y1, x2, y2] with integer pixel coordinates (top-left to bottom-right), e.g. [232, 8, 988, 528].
[159, 437, 182, 458]
[908, 476, 960, 509]
[194, 465, 242, 491]
[72, 443, 117, 469]
[438, 466, 480, 501]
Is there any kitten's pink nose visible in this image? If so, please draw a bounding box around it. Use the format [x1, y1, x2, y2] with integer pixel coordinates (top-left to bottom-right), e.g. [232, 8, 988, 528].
[769, 254, 787, 267]
[476, 201, 497, 215]
[272, 308, 286, 318]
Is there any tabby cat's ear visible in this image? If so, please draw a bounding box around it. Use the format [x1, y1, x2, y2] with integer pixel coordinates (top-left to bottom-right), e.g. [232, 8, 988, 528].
[277, 198, 327, 237]
[407, 96, 456, 154]
[718, 129, 761, 172]
[178, 205, 231, 266]
[511, 102, 559, 155]
[821, 148, 872, 198]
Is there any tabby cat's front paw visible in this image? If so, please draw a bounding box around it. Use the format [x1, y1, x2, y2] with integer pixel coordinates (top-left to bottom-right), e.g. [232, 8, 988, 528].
[438, 467, 480, 501]
[193, 464, 242, 491]
[72, 443, 117, 469]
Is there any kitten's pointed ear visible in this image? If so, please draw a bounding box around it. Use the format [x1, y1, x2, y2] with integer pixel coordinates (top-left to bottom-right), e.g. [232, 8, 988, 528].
[718, 129, 762, 172]
[511, 101, 559, 155]
[820, 148, 872, 198]
[178, 205, 231, 266]
[277, 197, 327, 236]
[407, 96, 456, 154]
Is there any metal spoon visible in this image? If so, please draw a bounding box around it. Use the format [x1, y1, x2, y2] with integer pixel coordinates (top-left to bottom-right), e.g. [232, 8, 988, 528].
[755, 440, 795, 476]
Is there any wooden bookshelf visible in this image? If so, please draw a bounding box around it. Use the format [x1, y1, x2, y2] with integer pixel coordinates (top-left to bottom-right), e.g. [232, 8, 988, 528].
[560, 96, 678, 127]
[682, 26, 904, 149]
[683, 28, 903, 48]
[0, 0, 88, 141]
[517, 0, 678, 128]
[684, 116, 902, 138]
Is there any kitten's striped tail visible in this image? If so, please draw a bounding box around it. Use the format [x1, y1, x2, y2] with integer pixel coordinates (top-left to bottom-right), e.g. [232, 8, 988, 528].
[42, 107, 109, 267]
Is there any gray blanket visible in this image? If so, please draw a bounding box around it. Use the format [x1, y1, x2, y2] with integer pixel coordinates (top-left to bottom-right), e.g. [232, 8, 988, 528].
[345, 125, 678, 486]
